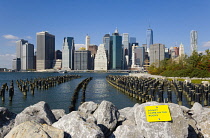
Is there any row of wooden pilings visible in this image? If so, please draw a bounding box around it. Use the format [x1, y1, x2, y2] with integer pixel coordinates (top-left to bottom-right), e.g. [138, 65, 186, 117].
[106, 75, 210, 106]
[173, 80, 210, 106]
[0, 75, 81, 102]
[69, 77, 93, 113]
[0, 81, 14, 101]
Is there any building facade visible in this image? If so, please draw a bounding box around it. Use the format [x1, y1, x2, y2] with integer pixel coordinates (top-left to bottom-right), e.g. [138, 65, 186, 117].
[122, 33, 129, 69]
[85, 35, 90, 50]
[146, 29, 153, 53]
[62, 37, 74, 70]
[110, 29, 123, 70]
[36, 31, 55, 70]
[190, 30, 198, 54]
[179, 43, 185, 57]
[150, 43, 165, 67]
[22, 43, 34, 70]
[94, 44, 107, 70]
[74, 50, 92, 70]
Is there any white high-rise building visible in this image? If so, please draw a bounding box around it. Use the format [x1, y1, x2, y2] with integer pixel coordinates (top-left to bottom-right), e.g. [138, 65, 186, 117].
[94, 44, 107, 70]
[62, 37, 74, 70]
[190, 30, 198, 54]
[122, 33, 129, 69]
[179, 43, 185, 57]
[22, 43, 34, 70]
[85, 35, 90, 50]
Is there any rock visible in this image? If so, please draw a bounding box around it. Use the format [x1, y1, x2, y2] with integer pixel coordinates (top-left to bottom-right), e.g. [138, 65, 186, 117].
[53, 111, 104, 138]
[118, 103, 139, 124]
[111, 121, 143, 138]
[190, 103, 210, 137]
[93, 100, 119, 137]
[0, 107, 16, 138]
[52, 109, 66, 120]
[14, 101, 56, 126]
[5, 121, 65, 138]
[134, 102, 188, 138]
[78, 101, 98, 114]
[191, 102, 203, 116]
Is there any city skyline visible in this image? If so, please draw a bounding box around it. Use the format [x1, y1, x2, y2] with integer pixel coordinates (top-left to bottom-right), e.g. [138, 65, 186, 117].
[1, 0, 210, 68]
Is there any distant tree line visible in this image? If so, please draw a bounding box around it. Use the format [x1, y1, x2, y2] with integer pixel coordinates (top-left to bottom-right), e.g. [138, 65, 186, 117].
[148, 49, 210, 78]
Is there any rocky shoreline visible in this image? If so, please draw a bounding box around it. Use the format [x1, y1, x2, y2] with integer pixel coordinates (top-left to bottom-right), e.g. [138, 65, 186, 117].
[0, 100, 208, 138]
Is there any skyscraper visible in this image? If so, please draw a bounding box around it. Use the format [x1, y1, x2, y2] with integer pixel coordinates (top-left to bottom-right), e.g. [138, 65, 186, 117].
[74, 50, 92, 70]
[94, 44, 107, 70]
[15, 39, 28, 71]
[179, 43, 185, 57]
[62, 37, 74, 70]
[129, 37, 137, 66]
[85, 35, 90, 50]
[16, 39, 28, 59]
[103, 34, 110, 59]
[22, 43, 34, 70]
[36, 31, 55, 70]
[110, 28, 123, 70]
[146, 28, 153, 52]
[190, 30, 198, 54]
[122, 33, 129, 69]
[150, 44, 165, 67]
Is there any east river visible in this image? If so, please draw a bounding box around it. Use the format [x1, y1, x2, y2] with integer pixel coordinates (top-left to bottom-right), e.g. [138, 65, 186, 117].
[0, 72, 191, 114]
[0, 72, 139, 113]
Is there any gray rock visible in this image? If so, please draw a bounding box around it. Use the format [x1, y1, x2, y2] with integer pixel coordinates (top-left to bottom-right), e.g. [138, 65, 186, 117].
[118, 103, 139, 124]
[93, 100, 120, 137]
[53, 111, 104, 138]
[0, 107, 16, 138]
[78, 101, 98, 114]
[52, 109, 66, 120]
[112, 121, 143, 138]
[14, 101, 56, 126]
[190, 103, 210, 138]
[191, 102, 203, 116]
[5, 121, 65, 138]
[134, 102, 188, 138]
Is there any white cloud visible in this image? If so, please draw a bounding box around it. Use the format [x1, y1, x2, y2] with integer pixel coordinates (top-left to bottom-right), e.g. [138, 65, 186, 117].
[0, 54, 16, 69]
[202, 41, 210, 47]
[2, 34, 19, 40]
[26, 36, 32, 39]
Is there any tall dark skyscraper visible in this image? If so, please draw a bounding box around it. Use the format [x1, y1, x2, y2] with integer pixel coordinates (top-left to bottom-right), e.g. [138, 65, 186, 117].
[146, 28, 153, 51]
[103, 34, 111, 69]
[74, 50, 92, 70]
[110, 28, 123, 70]
[36, 31, 55, 70]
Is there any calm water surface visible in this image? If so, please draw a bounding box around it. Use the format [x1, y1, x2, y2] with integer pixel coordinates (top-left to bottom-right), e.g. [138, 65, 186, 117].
[0, 72, 190, 114]
[0, 72, 139, 113]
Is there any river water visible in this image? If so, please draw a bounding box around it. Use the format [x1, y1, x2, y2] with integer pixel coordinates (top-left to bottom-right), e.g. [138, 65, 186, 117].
[0, 72, 190, 114]
[0, 72, 139, 113]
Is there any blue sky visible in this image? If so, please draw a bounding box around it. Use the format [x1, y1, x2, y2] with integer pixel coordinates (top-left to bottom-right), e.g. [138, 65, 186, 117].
[0, 0, 210, 68]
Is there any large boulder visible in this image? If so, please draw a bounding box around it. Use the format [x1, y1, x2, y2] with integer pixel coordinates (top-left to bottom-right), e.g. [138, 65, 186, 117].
[52, 109, 66, 120]
[118, 103, 139, 124]
[5, 121, 65, 138]
[190, 102, 210, 137]
[52, 111, 104, 138]
[134, 102, 188, 138]
[14, 101, 56, 126]
[93, 100, 120, 137]
[0, 107, 16, 138]
[111, 120, 143, 138]
[78, 101, 98, 114]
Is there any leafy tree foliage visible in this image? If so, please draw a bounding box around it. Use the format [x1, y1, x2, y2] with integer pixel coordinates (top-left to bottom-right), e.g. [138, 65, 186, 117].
[148, 49, 210, 78]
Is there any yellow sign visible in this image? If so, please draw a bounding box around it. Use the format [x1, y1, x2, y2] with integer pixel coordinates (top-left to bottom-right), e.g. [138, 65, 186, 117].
[145, 105, 172, 122]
